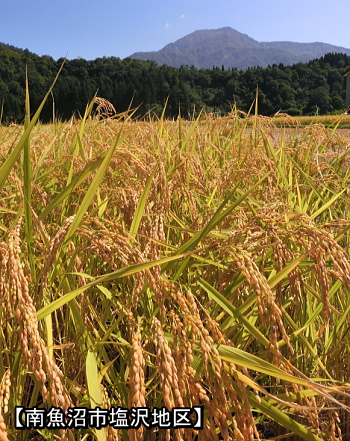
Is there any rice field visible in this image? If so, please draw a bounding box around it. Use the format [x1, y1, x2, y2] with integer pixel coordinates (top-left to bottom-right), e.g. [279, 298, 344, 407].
[270, 113, 350, 129]
[1, 86, 350, 441]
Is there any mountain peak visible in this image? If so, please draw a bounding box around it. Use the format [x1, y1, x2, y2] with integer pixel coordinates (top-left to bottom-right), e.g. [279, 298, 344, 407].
[129, 28, 350, 70]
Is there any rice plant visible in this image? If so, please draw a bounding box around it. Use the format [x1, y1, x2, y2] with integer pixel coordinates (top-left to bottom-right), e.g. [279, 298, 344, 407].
[0, 84, 350, 440]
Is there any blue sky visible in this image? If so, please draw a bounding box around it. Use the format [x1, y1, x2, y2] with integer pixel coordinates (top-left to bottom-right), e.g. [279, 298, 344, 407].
[1, 0, 350, 61]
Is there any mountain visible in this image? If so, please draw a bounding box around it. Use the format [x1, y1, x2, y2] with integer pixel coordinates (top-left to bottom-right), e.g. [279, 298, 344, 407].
[129, 27, 350, 70]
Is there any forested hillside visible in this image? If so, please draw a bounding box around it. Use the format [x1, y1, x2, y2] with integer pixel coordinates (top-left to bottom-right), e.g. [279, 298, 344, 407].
[0, 45, 349, 122]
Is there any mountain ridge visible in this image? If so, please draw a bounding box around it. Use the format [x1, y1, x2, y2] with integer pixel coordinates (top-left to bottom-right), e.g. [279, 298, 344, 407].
[129, 27, 350, 70]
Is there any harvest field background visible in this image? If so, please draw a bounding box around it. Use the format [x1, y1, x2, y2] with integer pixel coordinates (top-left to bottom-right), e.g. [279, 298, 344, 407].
[1, 78, 350, 441]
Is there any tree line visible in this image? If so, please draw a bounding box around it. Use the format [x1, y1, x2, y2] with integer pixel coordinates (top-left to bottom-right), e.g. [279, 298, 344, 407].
[0, 45, 349, 123]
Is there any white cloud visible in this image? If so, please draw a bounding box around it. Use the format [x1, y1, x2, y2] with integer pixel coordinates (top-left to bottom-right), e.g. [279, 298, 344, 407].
[181, 14, 185, 18]
[165, 23, 171, 28]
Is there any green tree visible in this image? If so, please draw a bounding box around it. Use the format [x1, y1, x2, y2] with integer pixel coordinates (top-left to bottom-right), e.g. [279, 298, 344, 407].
[306, 86, 330, 114]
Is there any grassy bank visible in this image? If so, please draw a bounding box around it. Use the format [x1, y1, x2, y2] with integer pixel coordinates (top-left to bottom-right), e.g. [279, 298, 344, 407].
[0, 101, 350, 441]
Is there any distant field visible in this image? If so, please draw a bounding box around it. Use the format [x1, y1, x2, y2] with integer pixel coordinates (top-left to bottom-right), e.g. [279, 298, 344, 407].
[271, 113, 350, 128]
[1, 106, 350, 440]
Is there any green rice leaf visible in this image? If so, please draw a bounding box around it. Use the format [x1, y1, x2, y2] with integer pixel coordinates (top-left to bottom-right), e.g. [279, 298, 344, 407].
[36, 252, 192, 320]
[219, 345, 312, 386]
[0, 62, 65, 190]
[129, 167, 156, 238]
[23, 69, 35, 279]
[310, 187, 347, 220]
[86, 350, 106, 441]
[63, 125, 125, 243]
[245, 389, 324, 441]
[198, 278, 269, 348]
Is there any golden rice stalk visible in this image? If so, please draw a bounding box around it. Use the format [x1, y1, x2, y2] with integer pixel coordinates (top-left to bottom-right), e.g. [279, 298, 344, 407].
[0, 414, 9, 441]
[128, 315, 147, 441]
[0, 371, 11, 415]
[152, 317, 182, 410]
[40, 215, 76, 293]
[4, 224, 71, 413]
[94, 97, 116, 117]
